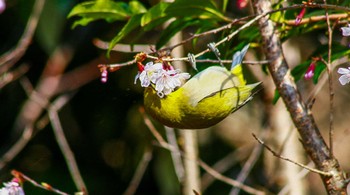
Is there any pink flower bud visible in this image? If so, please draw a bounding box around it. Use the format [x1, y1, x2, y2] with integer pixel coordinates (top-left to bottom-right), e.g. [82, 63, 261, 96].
[304, 62, 316, 80]
[295, 8, 306, 26]
[99, 66, 108, 83]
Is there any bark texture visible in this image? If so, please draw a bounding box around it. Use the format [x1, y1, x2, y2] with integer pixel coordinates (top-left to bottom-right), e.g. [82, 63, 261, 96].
[253, 0, 347, 193]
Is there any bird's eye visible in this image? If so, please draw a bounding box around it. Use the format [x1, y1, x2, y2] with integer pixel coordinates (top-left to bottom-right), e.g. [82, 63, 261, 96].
[157, 92, 165, 98]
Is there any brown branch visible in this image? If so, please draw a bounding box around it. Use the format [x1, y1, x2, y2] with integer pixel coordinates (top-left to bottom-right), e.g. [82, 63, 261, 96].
[12, 170, 70, 195]
[0, 126, 33, 170]
[230, 138, 264, 195]
[140, 109, 265, 195]
[197, 159, 264, 195]
[252, 134, 331, 176]
[48, 94, 87, 194]
[277, 162, 314, 195]
[122, 148, 153, 195]
[0, 0, 45, 73]
[55, 55, 105, 94]
[0, 44, 106, 171]
[284, 13, 349, 26]
[253, 0, 347, 193]
[322, 0, 336, 158]
[200, 146, 250, 191]
[0, 63, 29, 88]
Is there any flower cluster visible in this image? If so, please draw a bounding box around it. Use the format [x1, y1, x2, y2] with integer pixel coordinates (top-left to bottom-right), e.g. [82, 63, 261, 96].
[135, 61, 191, 98]
[0, 181, 25, 195]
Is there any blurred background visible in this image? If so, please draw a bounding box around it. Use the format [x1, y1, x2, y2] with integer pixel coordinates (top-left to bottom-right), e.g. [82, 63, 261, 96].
[1, 0, 350, 194]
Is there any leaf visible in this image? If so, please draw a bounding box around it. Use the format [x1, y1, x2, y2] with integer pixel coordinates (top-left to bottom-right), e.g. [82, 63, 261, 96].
[108, 14, 143, 55]
[222, 0, 229, 12]
[312, 63, 326, 84]
[68, 1, 132, 28]
[190, 20, 218, 48]
[156, 18, 201, 49]
[291, 60, 310, 81]
[128, 1, 147, 14]
[238, 27, 260, 42]
[272, 89, 280, 104]
[165, 0, 228, 22]
[141, 2, 170, 27]
[291, 44, 350, 84]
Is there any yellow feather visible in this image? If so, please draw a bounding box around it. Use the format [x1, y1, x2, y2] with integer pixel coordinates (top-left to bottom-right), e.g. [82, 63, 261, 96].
[144, 65, 260, 129]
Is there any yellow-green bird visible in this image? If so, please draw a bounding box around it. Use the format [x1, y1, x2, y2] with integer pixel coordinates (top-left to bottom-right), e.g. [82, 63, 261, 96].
[137, 44, 260, 129]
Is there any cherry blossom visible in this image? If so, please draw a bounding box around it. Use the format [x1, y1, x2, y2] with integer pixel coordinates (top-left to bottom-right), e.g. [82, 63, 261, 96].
[135, 61, 190, 98]
[338, 67, 350, 85]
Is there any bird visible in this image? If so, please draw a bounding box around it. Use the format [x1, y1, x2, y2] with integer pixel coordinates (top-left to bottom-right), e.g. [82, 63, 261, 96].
[140, 44, 260, 129]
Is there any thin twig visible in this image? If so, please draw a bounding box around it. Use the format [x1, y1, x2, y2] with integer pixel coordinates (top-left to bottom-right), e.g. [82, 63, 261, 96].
[230, 140, 264, 195]
[200, 145, 253, 191]
[306, 57, 348, 105]
[12, 170, 70, 195]
[166, 17, 247, 51]
[284, 13, 349, 26]
[140, 109, 264, 195]
[48, 94, 87, 194]
[277, 162, 314, 195]
[252, 133, 332, 176]
[0, 63, 29, 89]
[323, 0, 335, 157]
[139, 107, 167, 144]
[197, 159, 264, 195]
[93, 39, 155, 53]
[105, 12, 269, 69]
[123, 148, 153, 195]
[0, 126, 33, 170]
[0, 0, 45, 72]
[103, 3, 350, 69]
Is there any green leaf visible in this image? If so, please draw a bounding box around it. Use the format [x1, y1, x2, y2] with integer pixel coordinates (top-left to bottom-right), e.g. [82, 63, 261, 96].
[141, 2, 170, 27]
[222, 0, 229, 12]
[272, 89, 280, 104]
[165, 0, 229, 22]
[291, 44, 350, 84]
[68, 1, 132, 28]
[156, 18, 201, 49]
[108, 14, 143, 55]
[129, 1, 147, 14]
[312, 63, 326, 84]
[291, 60, 310, 82]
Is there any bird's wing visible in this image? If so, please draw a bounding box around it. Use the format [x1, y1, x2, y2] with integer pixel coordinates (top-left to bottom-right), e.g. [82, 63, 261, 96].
[182, 66, 243, 106]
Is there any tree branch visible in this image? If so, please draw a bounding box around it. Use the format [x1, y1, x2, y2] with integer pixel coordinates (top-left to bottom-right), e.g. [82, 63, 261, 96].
[253, 0, 347, 193]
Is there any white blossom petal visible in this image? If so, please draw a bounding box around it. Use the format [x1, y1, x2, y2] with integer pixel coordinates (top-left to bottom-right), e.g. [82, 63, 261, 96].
[139, 71, 150, 87]
[341, 25, 350, 36]
[162, 86, 173, 95]
[337, 67, 350, 74]
[135, 61, 191, 97]
[0, 182, 25, 195]
[134, 72, 140, 84]
[339, 75, 350, 85]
